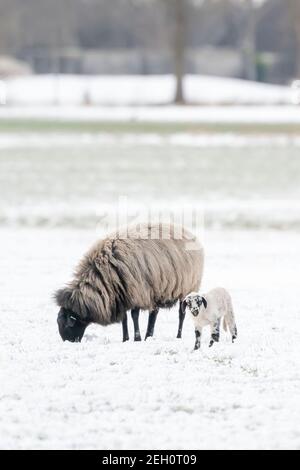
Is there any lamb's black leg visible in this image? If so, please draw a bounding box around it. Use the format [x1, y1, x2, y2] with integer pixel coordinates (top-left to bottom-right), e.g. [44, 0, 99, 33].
[122, 313, 129, 342]
[194, 328, 202, 350]
[131, 307, 141, 341]
[176, 301, 185, 339]
[232, 325, 238, 343]
[145, 307, 159, 340]
[209, 319, 221, 348]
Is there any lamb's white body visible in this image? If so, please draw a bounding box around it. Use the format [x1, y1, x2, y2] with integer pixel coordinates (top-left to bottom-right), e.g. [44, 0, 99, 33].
[184, 288, 237, 350]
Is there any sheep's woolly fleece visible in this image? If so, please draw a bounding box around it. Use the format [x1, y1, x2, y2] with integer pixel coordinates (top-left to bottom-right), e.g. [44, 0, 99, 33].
[0, 228, 299, 450]
[55, 223, 203, 325]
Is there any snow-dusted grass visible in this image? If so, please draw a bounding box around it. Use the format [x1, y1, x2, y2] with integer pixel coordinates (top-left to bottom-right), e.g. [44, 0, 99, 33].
[0, 228, 299, 450]
[1, 114, 299, 449]
[1, 139, 300, 230]
[2, 75, 292, 106]
[2, 132, 300, 150]
[1, 105, 300, 125]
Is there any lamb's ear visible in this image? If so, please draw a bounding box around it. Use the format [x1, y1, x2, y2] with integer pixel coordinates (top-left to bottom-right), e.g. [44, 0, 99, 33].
[181, 299, 188, 314]
[202, 297, 208, 309]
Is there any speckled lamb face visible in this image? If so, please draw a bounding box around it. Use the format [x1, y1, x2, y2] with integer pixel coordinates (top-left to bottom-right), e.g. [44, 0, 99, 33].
[186, 295, 203, 316]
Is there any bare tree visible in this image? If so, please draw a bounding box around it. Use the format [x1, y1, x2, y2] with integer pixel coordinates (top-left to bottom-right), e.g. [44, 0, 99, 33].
[0, 0, 290, 88]
[0, 0, 22, 55]
[241, 0, 257, 81]
[288, 0, 300, 77]
[169, 0, 187, 103]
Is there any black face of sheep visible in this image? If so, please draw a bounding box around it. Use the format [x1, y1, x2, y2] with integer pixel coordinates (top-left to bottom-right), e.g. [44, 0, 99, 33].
[55, 223, 204, 343]
[57, 308, 88, 342]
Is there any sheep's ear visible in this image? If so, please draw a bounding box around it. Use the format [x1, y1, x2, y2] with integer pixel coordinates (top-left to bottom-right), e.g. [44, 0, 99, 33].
[181, 299, 187, 314]
[202, 297, 207, 309]
[54, 287, 72, 307]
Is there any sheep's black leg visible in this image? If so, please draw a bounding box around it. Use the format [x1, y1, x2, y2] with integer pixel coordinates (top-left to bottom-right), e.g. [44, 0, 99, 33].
[194, 328, 202, 350]
[209, 319, 221, 347]
[176, 301, 185, 339]
[131, 307, 141, 341]
[145, 307, 159, 340]
[122, 313, 129, 342]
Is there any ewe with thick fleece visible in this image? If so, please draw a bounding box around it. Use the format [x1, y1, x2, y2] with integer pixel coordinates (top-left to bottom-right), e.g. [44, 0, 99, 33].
[183, 288, 237, 350]
[55, 222, 204, 343]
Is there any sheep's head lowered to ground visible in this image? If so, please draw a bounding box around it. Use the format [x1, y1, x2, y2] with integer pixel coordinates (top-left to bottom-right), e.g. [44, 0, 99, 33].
[57, 308, 89, 342]
[54, 223, 204, 344]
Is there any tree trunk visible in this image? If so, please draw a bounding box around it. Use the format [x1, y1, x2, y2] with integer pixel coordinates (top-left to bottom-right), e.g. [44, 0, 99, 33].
[173, 0, 186, 104]
[289, 0, 300, 77]
[242, 0, 257, 81]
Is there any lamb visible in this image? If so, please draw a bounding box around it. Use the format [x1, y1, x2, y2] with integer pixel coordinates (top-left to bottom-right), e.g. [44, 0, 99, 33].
[182, 288, 237, 350]
[55, 222, 204, 343]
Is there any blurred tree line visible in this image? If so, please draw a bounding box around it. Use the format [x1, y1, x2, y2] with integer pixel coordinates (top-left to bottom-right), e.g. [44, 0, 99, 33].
[0, 0, 299, 102]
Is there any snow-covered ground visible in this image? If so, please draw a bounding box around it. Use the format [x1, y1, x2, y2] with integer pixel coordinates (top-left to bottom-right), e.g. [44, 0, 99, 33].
[1, 104, 300, 124]
[1, 105, 300, 129]
[1, 111, 299, 449]
[2, 132, 300, 150]
[0, 75, 298, 124]
[0, 228, 299, 450]
[1, 135, 299, 230]
[0, 74, 294, 106]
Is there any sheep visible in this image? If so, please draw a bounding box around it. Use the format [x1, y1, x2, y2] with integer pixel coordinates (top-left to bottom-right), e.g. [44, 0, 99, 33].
[55, 222, 204, 343]
[182, 288, 237, 350]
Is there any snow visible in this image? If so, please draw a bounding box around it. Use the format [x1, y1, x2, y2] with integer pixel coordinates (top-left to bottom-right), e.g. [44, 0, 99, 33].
[2, 132, 300, 150]
[1, 198, 300, 232]
[1, 106, 299, 449]
[1, 228, 299, 450]
[1, 104, 300, 124]
[0, 74, 293, 107]
[1, 134, 299, 231]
